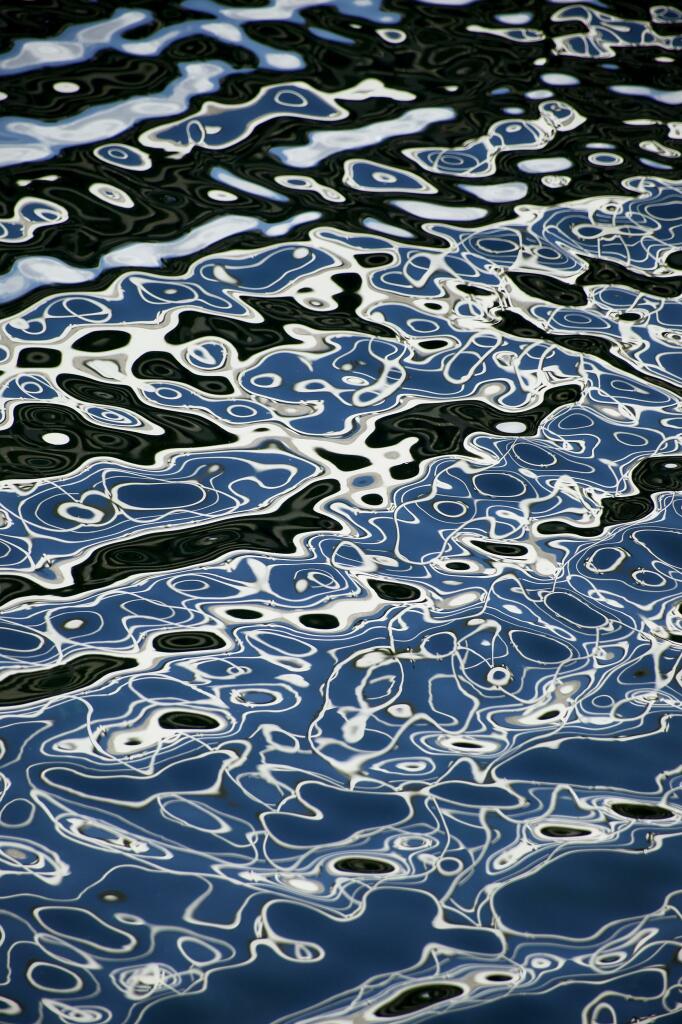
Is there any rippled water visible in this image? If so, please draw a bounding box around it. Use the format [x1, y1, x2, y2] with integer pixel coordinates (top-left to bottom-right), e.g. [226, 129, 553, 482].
[0, 1, 681, 1021]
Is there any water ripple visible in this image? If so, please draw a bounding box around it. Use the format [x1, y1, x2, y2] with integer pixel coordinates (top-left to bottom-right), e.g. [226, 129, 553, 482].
[0, 2, 680, 1022]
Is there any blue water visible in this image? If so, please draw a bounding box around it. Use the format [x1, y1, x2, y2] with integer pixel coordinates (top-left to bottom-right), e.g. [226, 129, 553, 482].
[0, 1, 681, 1021]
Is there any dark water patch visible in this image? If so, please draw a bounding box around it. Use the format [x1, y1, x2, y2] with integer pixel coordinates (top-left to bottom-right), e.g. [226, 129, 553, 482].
[158, 710, 221, 730]
[540, 825, 592, 839]
[374, 983, 465, 1018]
[367, 385, 581, 479]
[0, 399, 236, 482]
[334, 857, 395, 874]
[0, 654, 136, 707]
[539, 457, 682, 537]
[611, 803, 674, 821]
[132, 351, 234, 396]
[63, 479, 340, 592]
[367, 579, 421, 602]
[152, 631, 226, 653]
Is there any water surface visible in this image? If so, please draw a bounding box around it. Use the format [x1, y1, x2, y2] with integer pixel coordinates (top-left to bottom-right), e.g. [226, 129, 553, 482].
[0, 1, 681, 1021]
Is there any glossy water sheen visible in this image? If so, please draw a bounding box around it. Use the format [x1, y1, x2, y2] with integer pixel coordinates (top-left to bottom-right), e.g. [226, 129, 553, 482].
[0, 1, 681, 1022]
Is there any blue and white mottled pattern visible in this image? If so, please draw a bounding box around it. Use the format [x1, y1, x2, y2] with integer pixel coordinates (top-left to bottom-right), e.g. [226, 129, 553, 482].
[0, 1, 680, 1022]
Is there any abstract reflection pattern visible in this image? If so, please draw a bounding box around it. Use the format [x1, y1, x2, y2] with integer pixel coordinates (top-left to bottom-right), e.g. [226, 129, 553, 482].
[0, 1, 680, 1022]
